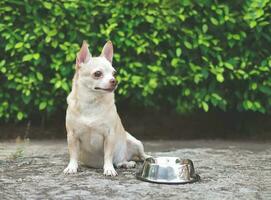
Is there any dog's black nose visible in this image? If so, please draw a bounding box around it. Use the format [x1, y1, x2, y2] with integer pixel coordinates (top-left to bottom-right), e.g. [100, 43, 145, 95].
[110, 78, 117, 86]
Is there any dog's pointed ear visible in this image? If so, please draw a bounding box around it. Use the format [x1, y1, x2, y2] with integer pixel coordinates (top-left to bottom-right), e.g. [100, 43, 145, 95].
[101, 41, 113, 63]
[76, 41, 91, 67]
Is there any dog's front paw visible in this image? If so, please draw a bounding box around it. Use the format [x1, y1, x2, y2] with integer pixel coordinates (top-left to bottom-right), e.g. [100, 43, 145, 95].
[63, 161, 78, 174]
[103, 166, 118, 176]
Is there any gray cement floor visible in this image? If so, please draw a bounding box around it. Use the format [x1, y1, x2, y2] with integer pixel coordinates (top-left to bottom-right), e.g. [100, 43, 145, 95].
[0, 140, 270, 200]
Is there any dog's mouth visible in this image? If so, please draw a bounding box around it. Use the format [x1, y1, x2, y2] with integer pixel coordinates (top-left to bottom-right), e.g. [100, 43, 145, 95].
[94, 87, 116, 92]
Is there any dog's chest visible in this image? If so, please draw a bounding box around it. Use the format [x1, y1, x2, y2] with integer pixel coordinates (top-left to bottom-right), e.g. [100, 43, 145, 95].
[75, 110, 110, 154]
[77, 114, 110, 135]
[69, 106, 112, 134]
[66, 96, 117, 137]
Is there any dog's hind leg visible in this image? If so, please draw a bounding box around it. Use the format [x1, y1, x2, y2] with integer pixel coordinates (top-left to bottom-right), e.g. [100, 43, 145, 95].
[126, 132, 150, 162]
[116, 160, 136, 169]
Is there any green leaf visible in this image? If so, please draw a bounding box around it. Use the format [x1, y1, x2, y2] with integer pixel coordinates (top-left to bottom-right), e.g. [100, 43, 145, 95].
[33, 53, 40, 60]
[0, 67, 6, 73]
[249, 21, 257, 28]
[45, 36, 51, 43]
[251, 83, 257, 90]
[210, 17, 219, 25]
[184, 88, 190, 96]
[212, 93, 222, 101]
[232, 34, 240, 40]
[48, 30, 57, 37]
[171, 58, 179, 67]
[149, 78, 157, 89]
[23, 54, 33, 61]
[243, 100, 253, 110]
[202, 102, 209, 112]
[15, 42, 23, 49]
[146, 16, 154, 23]
[224, 63, 234, 70]
[43, 2, 52, 9]
[36, 72, 43, 81]
[216, 74, 224, 83]
[17, 112, 24, 120]
[39, 102, 47, 110]
[55, 80, 62, 89]
[184, 41, 192, 49]
[0, 60, 6, 67]
[62, 82, 70, 92]
[176, 48, 182, 56]
[202, 24, 208, 33]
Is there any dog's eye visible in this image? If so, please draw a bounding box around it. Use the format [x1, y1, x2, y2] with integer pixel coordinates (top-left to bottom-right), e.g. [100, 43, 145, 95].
[94, 71, 102, 78]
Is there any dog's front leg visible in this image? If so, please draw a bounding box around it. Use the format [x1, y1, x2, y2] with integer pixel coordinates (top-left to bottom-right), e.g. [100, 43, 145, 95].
[103, 134, 118, 176]
[64, 130, 80, 174]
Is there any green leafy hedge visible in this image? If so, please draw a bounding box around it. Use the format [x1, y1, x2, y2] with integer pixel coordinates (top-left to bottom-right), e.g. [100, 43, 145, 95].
[0, 0, 271, 121]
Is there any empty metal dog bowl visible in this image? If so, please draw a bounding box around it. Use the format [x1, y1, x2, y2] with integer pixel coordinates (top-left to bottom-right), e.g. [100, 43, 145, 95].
[136, 157, 200, 184]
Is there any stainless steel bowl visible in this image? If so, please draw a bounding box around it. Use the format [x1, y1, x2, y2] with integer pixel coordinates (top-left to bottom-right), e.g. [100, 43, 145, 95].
[136, 157, 200, 184]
